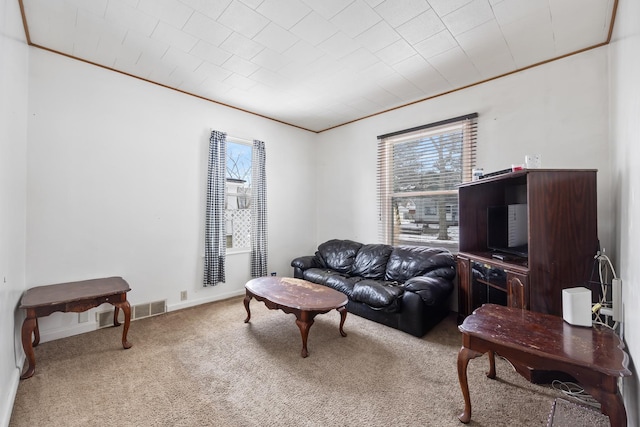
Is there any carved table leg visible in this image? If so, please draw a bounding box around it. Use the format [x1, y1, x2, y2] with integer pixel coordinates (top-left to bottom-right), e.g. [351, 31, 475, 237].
[113, 305, 121, 326]
[243, 293, 252, 323]
[20, 313, 38, 380]
[582, 381, 627, 427]
[487, 350, 496, 379]
[33, 317, 40, 347]
[457, 346, 484, 424]
[337, 306, 347, 337]
[295, 311, 316, 358]
[114, 300, 133, 349]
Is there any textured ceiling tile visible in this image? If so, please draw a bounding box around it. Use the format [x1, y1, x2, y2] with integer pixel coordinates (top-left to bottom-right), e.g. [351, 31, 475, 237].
[376, 39, 417, 65]
[500, 9, 555, 67]
[257, 0, 312, 29]
[441, 0, 494, 36]
[253, 22, 299, 54]
[301, 0, 353, 20]
[281, 40, 325, 64]
[396, 9, 446, 44]
[219, 32, 265, 60]
[195, 61, 233, 83]
[375, 0, 430, 28]
[393, 54, 453, 94]
[427, 0, 473, 16]
[137, 0, 194, 29]
[183, 12, 232, 46]
[151, 22, 199, 52]
[456, 20, 516, 78]
[290, 12, 338, 45]
[191, 40, 233, 66]
[66, 0, 108, 18]
[178, 0, 231, 20]
[224, 73, 258, 90]
[377, 75, 424, 101]
[238, 0, 265, 8]
[319, 31, 362, 59]
[492, 0, 548, 27]
[162, 47, 203, 71]
[251, 48, 291, 71]
[218, 1, 270, 39]
[414, 30, 457, 59]
[105, 0, 158, 37]
[355, 21, 400, 53]
[331, 0, 382, 38]
[428, 46, 481, 87]
[221, 55, 261, 76]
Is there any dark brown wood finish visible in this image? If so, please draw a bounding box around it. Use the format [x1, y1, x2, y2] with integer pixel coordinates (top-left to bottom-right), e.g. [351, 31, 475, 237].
[243, 277, 348, 358]
[19, 276, 132, 379]
[457, 304, 631, 426]
[457, 169, 598, 318]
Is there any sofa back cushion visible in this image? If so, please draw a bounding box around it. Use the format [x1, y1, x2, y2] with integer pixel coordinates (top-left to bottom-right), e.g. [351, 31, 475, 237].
[351, 244, 393, 280]
[385, 246, 455, 283]
[316, 239, 363, 274]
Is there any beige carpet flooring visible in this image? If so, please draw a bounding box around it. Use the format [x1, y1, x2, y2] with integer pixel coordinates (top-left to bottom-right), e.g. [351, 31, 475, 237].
[10, 296, 606, 426]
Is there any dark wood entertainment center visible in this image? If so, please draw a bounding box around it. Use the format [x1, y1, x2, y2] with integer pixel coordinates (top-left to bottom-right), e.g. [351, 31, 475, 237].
[457, 169, 599, 320]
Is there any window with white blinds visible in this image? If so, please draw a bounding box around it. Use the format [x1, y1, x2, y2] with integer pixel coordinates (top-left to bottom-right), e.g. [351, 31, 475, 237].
[377, 113, 478, 251]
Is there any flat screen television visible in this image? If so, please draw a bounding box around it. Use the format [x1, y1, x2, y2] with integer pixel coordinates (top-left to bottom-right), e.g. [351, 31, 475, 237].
[487, 204, 528, 257]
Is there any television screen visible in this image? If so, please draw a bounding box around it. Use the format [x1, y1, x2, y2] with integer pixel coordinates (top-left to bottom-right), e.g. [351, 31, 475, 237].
[487, 204, 528, 257]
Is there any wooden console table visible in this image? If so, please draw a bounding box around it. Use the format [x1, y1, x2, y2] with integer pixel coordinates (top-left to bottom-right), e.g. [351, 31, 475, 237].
[19, 276, 132, 379]
[457, 304, 631, 426]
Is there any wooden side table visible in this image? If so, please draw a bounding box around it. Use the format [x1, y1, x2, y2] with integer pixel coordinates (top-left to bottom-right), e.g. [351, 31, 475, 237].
[457, 304, 631, 426]
[19, 276, 133, 379]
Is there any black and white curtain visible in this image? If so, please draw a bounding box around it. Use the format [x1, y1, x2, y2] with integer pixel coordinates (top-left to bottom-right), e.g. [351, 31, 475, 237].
[204, 130, 226, 286]
[250, 140, 267, 277]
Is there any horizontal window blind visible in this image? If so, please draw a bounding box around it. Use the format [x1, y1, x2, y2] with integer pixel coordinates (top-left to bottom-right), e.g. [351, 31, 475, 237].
[377, 114, 477, 248]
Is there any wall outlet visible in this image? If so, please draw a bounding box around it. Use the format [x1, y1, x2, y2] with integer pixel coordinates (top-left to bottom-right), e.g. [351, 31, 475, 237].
[180, 290, 188, 301]
[270, 272, 277, 276]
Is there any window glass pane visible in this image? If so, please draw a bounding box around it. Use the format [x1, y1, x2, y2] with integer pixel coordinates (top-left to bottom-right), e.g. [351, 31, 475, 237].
[392, 194, 459, 251]
[225, 141, 252, 249]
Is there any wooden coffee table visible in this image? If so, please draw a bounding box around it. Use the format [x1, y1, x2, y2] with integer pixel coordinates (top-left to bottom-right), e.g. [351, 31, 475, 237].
[243, 277, 348, 358]
[19, 276, 132, 379]
[457, 304, 631, 426]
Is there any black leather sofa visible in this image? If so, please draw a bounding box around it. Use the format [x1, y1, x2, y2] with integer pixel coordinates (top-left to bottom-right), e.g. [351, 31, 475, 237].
[291, 239, 456, 337]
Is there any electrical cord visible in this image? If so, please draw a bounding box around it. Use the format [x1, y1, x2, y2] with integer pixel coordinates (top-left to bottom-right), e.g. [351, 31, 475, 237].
[551, 380, 600, 408]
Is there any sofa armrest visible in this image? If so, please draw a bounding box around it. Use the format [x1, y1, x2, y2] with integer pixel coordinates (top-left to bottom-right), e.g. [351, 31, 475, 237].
[291, 256, 321, 270]
[403, 276, 454, 306]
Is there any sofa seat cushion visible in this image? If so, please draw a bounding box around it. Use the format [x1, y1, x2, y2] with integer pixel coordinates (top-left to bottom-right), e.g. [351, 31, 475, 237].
[385, 246, 455, 283]
[351, 244, 393, 280]
[301, 269, 360, 297]
[351, 280, 404, 312]
[316, 239, 363, 274]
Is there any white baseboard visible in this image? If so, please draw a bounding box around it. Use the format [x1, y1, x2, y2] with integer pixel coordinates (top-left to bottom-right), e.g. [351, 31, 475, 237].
[168, 289, 245, 312]
[1, 367, 20, 427]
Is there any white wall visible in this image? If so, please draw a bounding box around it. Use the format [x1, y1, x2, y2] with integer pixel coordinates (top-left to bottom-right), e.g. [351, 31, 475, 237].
[315, 47, 612, 253]
[26, 48, 318, 342]
[0, 0, 28, 424]
[610, 0, 640, 423]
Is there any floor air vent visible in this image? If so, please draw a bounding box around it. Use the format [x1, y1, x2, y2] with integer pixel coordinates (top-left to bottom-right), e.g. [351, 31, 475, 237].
[96, 300, 167, 328]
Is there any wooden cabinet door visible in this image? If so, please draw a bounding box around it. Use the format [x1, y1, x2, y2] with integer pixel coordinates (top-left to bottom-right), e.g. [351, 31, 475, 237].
[507, 271, 528, 309]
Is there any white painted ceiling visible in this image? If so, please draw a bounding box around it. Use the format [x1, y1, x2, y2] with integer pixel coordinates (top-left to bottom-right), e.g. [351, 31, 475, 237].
[22, 0, 616, 132]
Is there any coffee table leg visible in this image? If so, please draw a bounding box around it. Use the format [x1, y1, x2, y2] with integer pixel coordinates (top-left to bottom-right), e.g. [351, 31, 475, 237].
[295, 311, 315, 358]
[114, 300, 133, 349]
[337, 306, 347, 337]
[243, 292, 252, 323]
[20, 313, 37, 380]
[458, 346, 483, 424]
[487, 350, 496, 379]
